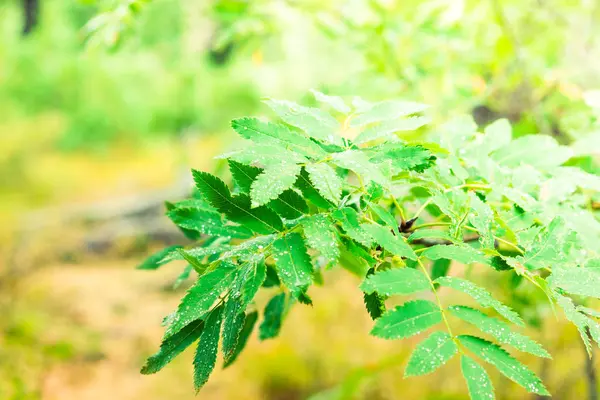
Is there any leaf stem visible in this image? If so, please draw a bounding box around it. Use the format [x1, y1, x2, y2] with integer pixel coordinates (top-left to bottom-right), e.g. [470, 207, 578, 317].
[410, 222, 451, 230]
[416, 257, 457, 344]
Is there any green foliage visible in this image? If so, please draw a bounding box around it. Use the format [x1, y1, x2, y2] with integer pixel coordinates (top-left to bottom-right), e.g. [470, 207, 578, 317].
[139, 93, 600, 399]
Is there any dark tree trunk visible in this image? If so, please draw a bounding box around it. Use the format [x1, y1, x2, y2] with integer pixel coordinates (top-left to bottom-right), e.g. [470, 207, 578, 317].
[22, 0, 40, 36]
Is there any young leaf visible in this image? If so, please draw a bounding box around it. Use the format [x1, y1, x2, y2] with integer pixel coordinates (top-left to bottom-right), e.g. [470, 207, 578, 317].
[250, 162, 301, 207]
[555, 294, 594, 356]
[423, 244, 488, 265]
[259, 293, 286, 340]
[368, 144, 436, 173]
[549, 267, 600, 299]
[165, 264, 236, 338]
[310, 89, 351, 113]
[350, 100, 428, 127]
[468, 193, 495, 248]
[516, 217, 569, 270]
[302, 214, 340, 265]
[491, 135, 572, 169]
[332, 150, 389, 187]
[461, 355, 495, 400]
[448, 306, 550, 358]
[361, 223, 417, 260]
[264, 98, 343, 145]
[305, 163, 343, 204]
[193, 305, 224, 392]
[141, 319, 204, 375]
[223, 311, 258, 368]
[404, 331, 457, 377]
[192, 170, 283, 234]
[231, 117, 327, 159]
[457, 335, 549, 396]
[360, 268, 430, 296]
[435, 277, 524, 326]
[355, 116, 430, 144]
[271, 233, 314, 296]
[137, 245, 183, 270]
[371, 300, 442, 340]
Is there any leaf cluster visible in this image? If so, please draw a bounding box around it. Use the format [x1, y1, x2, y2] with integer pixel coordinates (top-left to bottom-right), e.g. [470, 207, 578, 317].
[139, 91, 600, 399]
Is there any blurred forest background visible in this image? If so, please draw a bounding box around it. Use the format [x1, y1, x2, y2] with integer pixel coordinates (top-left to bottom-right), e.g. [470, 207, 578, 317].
[1, 0, 600, 399]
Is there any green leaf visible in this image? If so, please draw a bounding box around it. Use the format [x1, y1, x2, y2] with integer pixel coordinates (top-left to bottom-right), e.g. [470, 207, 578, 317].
[141, 318, 204, 375]
[296, 168, 336, 209]
[228, 160, 261, 194]
[310, 89, 351, 113]
[360, 268, 430, 296]
[332, 150, 389, 187]
[163, 244, 232, 265]
[468, 194, 495, 248]
[192, 170, 283, 234]
[371, 299, 442, 339]
[222, 296, 245, 364]
[165, 264, 236, 338]
[368, 144, 436, 173]
[272, 233, 314, 296]
[259, 292, 286, 340]
[231, 117, 327, 159]
[363, 288, 386, 320]
[241, 261, 267, 307]
[305, 163, 343, 204]
[481, 119, 512, 153]
[404, 331, 457, 377]
[351, 100, 428, 127]
[193, 305, 224, 392]
[549, 267, 600, 299]
[457, 335, 549, 395]
[250, 162, 301, 207]
[492, 135, 572, 169]
[137, 245, 183, 270]
[435, 277, 523, 326]
[408, 229, 456, 244]
[423, 245, 488, 265]
[361, 223, 417, 260]
[555, 294, 594, 356]
[268, 189, 309, 219]
[516, 217, 569, 270]
[223, 143, 308, 166]
[302, 214, 340, 265]
[167, 207, 252, 239]
[461, 355, 495, 400]
[333, 207, 373, 247]
[431, 259, 451, 281]
[223, 311, 258, 368]
[578, 306, 600, 319]
[448, 306, 550, 358]
[355, 116, 430, 144]
[368, 202, 398, 233]
[264, 98, 343, 145]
